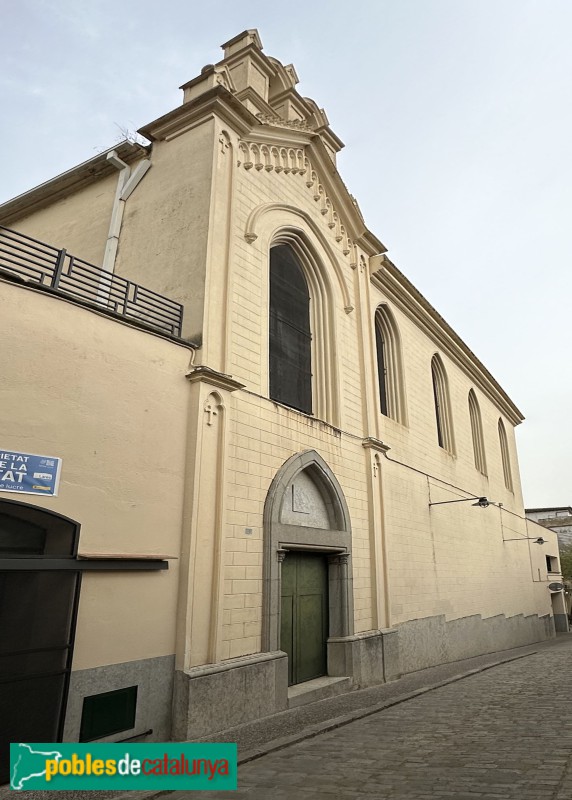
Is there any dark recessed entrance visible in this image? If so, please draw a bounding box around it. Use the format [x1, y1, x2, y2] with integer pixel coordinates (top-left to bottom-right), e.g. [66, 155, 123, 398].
[280, 551, 328, 686]
[0, 500, 81, 785]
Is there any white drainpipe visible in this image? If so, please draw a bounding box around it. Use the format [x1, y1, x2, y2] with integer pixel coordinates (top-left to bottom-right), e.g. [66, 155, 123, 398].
[103, 150, 151, 274]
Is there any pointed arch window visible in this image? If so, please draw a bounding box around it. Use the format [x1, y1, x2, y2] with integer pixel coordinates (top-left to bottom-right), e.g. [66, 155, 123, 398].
[498, 418, 513, 491]
[269, 244, 312, 414]
[468, 390, 487, 475]
[431, 354, 455, 454]
[374, 305, 407, 424]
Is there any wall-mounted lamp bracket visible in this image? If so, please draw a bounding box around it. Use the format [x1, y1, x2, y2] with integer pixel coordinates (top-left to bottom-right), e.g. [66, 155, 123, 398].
[429, 496, 489, 508]
[503, 537, 546, 545]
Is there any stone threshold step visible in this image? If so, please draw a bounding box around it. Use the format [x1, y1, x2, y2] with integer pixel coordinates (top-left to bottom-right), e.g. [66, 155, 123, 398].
[288, 675, 352, 708]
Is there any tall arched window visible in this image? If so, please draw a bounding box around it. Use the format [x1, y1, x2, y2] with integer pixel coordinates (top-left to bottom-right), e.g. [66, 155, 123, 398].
[431, 354, 455, 454]
[498, 418, 513, 491]
[468, 389, 487, 475]
[374, 305, 407, 424]
[269, 244, 312, 414]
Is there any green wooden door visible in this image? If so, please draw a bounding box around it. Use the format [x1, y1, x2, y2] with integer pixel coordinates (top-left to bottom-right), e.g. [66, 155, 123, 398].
[280, 552, 328, 685]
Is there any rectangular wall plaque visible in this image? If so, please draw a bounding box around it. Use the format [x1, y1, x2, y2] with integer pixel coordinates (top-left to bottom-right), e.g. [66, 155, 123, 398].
[0, 449, 62, 497]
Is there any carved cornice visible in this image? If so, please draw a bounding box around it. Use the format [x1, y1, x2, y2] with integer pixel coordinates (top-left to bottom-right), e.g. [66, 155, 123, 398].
[362, 437, 391, 453]
[370, 257, 524, 426]
[235, 87, 276, 118]
[306, 138, 385, 258]
[245, 126, 313, 148]
[329, 552, 350, 565]
[186, 365, 245, 392]
[302, 155, 353, 259]
[238, 141, 307, 175]
[139, 85, 258, 142]
[256, 112, 312, 131]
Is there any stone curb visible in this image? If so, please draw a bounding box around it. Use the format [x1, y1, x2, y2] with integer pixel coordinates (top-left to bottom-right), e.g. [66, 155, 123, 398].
[237, 649, 537, 765]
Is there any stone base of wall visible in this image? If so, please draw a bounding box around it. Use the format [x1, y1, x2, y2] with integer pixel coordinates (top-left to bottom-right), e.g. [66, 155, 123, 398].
[172, 651, 288, 741]
[554, 613, 568, 633]
[328, 629, 400, 686]
[396, 612, 554, 674]
[170, 613, 555, 741]
[63, 654, 175, 742]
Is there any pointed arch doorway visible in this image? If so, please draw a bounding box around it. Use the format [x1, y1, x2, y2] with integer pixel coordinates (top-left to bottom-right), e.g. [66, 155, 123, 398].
[263, 451, 353, 686]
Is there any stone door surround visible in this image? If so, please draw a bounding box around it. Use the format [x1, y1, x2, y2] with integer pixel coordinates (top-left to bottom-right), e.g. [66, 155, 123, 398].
[262, 449, 354, 653]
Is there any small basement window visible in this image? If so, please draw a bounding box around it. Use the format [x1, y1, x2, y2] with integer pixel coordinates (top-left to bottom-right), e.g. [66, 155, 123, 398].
[80, 686, 138, 742]
[546, 555, 559, 574]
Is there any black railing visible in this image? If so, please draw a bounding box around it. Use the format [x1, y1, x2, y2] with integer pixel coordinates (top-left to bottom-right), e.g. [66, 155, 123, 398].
[0, 226, 184, 337]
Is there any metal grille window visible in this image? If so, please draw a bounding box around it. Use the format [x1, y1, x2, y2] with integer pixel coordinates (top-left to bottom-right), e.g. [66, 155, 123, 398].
[80, 686, 138, 742]
[269, 245, 312, 414]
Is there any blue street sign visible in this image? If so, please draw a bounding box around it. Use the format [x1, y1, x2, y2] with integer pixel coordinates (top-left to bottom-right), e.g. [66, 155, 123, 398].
[0, 450, 62, 497]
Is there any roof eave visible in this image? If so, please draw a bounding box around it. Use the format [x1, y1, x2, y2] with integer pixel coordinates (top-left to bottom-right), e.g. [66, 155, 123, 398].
[371, 256, 525, 425]
[0, 141, 149, 226]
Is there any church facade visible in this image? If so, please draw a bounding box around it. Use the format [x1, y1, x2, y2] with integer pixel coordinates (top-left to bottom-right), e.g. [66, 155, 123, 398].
[0, 30, 562, 770]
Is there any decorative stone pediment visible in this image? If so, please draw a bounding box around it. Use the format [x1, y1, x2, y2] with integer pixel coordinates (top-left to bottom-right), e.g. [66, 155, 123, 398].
[237, 140, 355, 263]
[163, 29, 385, 260]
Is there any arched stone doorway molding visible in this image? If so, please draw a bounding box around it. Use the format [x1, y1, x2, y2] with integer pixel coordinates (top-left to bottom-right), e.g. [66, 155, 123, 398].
[262, 449, 354, 656]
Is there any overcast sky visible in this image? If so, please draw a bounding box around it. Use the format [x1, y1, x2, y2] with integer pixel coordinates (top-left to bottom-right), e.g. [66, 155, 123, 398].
[2, 0, 570, 507]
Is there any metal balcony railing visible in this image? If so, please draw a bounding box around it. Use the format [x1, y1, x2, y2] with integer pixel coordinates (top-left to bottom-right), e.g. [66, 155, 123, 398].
[0, 226, 184, 337]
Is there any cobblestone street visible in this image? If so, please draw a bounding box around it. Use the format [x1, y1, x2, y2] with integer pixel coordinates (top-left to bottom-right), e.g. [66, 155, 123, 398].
[192, 636, 572, 799]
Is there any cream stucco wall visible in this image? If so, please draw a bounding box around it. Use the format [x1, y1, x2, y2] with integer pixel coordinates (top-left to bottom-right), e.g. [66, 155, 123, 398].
[5, 124, 216, 343]
[9, 172, 119, 267]
[114, 122, 216, 342]
[0, 277, 192, 670]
